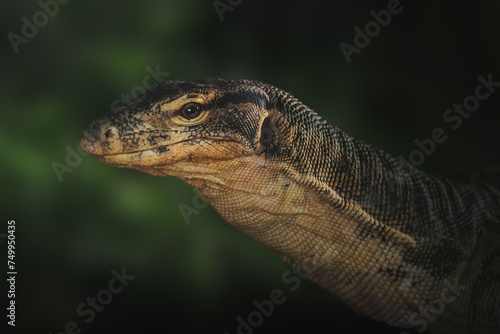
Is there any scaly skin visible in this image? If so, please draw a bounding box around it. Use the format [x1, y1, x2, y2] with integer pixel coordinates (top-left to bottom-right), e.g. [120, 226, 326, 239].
[81, 79, 500, 333]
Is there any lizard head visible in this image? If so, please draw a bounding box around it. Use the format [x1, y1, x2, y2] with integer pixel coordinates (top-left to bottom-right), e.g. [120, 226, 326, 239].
[80, 78, 275, 177]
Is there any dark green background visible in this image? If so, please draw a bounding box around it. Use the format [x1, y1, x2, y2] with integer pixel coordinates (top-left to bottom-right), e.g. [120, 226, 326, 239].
[2, 0, 500, 333]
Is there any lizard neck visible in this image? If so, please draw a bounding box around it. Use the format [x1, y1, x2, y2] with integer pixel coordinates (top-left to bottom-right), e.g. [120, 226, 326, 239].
[161, 88, 500, 332]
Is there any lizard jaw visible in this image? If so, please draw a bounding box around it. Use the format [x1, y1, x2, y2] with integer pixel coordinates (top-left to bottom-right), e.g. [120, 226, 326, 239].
[84, 137, 250, 170]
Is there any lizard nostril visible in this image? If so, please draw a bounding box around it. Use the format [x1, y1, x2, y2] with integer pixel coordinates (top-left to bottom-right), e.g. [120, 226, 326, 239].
[104, 127, 118, 140]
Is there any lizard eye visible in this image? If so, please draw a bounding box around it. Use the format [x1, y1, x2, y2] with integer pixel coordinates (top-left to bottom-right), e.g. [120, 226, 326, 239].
[181, 103, 202, 120]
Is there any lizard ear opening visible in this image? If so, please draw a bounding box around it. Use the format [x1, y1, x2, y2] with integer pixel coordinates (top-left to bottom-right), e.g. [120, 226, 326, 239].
[259, 116, 274, 147]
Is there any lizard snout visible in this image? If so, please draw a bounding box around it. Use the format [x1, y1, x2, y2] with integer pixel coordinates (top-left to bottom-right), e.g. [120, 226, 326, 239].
[80, 118, 121, 156]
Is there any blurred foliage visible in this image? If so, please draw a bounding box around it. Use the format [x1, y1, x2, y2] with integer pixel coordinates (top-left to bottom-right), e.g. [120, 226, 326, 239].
[1, 0, 500, 333]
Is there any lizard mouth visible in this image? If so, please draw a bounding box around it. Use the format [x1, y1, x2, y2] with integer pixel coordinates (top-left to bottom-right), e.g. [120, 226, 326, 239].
[90, 137, 245, 168]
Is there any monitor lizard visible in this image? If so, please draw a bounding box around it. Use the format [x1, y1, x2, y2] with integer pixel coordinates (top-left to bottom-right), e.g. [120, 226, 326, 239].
[80, 78, 500, 333]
